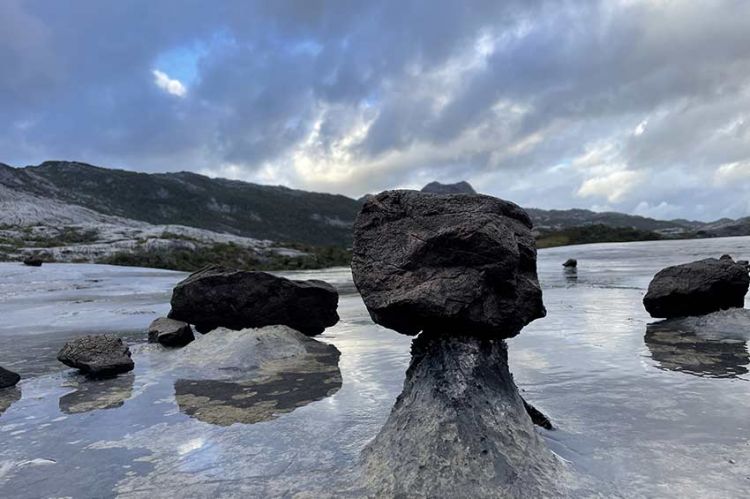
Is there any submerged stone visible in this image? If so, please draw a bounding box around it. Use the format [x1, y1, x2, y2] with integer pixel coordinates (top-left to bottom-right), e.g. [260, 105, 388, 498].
[562, 258, 577, 268]
[57, 335, 134, 377]
[643, 257, 749, 318]
[169, 266, 339, 335]
[362, 332, 563, 498]
[59, 374, 135, 414]
[351, 190, 545, 337]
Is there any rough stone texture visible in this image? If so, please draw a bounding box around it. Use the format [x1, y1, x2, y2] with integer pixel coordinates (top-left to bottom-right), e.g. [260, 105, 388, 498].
[362, 332, 563, 498]
[421, 180, 477, 195]
[562, 258, 577, 268]
[57, 335, 134, 376]
[645, 309, 750, 378]
[148, 317, 195, 347]
[169, 266, 339, 335]
[351, 190, 545, 337]
[0, 365, 21, 388]
[643, 257, 749, 318]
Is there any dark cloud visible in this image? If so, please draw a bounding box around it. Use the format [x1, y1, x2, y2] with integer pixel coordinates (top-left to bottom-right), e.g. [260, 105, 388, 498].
[1, 0, 750, 220]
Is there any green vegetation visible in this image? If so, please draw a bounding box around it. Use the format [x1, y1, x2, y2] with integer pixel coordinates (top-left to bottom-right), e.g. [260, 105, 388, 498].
[100, 242, 351, 272]
[536, 224, 663, 248]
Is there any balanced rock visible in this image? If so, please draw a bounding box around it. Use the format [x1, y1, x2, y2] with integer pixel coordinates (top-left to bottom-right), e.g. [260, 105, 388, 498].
[351, 190, 545, 337]
[23, 257, 43, 267]
[148, 317, 194, 347]
[643, 257, 749, 318]
[562, 258, 577, 268]
[169, 266, 339, 335]
[0, 366, 20, 388]
[57, 335, 134, 376]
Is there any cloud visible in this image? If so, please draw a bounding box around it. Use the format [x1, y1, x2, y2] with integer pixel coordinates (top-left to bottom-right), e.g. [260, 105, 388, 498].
[1, 0, 750, 221]
[152, 69, 187, 97]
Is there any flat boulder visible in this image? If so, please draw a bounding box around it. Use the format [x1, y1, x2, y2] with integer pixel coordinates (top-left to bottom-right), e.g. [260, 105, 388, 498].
[57, 335, 134, 377]
[351, 190, 545, 337]
[0, 366, 20, 388]
[148, 317, 195, 347]
[23, 257, 43, 267]
[643, 257, 749, 318]
[169, 266, 339, 335]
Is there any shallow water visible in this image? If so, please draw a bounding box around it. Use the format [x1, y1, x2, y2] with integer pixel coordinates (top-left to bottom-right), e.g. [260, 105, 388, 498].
[1, 237, 749, 497]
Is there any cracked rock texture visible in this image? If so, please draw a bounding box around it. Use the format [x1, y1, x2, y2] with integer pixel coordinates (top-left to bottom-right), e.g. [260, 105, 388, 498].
[169, 265, 339, 335]
[57, 335, 134, 377]
[643, 256, 749, 318]
[361, 332, 563, 498]
[351, 190, 545, 337]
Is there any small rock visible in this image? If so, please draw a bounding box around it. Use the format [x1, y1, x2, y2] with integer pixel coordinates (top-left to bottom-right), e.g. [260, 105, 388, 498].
[562, 258, 577, 268]
[22, 257, 43, 267]
[643, 256, 749, 318]
[57, 335, 134, 377]
[0, 366, 21, 388]
[148, 317, 194, 347]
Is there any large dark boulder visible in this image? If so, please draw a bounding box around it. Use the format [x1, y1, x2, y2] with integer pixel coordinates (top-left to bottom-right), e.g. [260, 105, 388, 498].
[57, 335, 134, 377]
[148, 317, 195, 347]
[643, 257, 749, 318]
[0, 366, 20, 388]
[362, 332, 563, 497]
[168, 266, 339, 335]
[351, 190, 545, 337]
[22, 257, 43, 267]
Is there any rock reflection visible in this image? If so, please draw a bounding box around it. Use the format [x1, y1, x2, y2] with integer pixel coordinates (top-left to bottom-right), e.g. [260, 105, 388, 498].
[174, 339, 342, 426]
[563, 267, 578, 284]
[59, 374, 135, 414]
[0, 386, 21, 416]
[645, 311, 750, 378]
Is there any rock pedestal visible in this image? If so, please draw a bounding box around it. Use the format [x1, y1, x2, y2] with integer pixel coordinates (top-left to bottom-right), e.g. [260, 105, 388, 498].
[362, 332, 562, 498]
[169, 266, 339, 335]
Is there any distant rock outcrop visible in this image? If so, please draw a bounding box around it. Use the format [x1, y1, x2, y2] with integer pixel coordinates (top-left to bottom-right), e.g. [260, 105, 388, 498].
[169, 266, 339, 335]
[352, 190, 560, 497]
[57, 335, 135, 377]
[643, 256, 749, 318]
[420, 180, 477, 195]
[352, 190, 545, 337]
[148, 317, 195, 347]
[0, 366, 21, 388]
[22, 257, 43, 267]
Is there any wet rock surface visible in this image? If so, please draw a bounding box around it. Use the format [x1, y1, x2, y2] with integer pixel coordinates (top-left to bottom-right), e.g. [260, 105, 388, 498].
[351, 190, 545, 337]
[57, 335, 134, 377]
[643, 256, 749, 318]
[0, 365, 20, 388]
[645, 308, 750, 378]
[147, 317, 194, 347]
[0, 386, 21, 416]
[362, 332, 563, 498]
[169, 266, 339, 335]
[562, 258, 577, 268]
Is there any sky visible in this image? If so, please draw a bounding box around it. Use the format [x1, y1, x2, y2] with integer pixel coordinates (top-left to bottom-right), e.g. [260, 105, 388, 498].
[1, 0, 750, 221]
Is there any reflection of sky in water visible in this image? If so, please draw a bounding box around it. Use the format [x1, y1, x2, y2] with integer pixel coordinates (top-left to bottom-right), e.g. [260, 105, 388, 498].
[0, 237, 749, 497]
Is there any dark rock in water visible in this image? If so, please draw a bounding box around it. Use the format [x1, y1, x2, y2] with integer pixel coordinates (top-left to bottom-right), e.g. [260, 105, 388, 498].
[169, 266, 339, 335]
[351, 190, 545, 337]
[562, 258, 577, 268]
[0, 366, 21, 388]
[420, 180, 477, 195]
[57, 335, 134, 377]
[643, 257, 749, 318]
[645, 309, 750, 378]
[22, 257, 43, 267]
[362, 332, 563, 498]
[523, 399, 554, 430]
[0, 386, 21, 416]
[148, 317, 194, 347]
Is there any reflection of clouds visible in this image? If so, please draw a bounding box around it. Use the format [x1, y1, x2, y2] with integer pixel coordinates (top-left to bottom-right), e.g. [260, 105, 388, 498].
[645, 314, 750, 378]
[0, 386, 21, 416]
[59, 374, 135, 414]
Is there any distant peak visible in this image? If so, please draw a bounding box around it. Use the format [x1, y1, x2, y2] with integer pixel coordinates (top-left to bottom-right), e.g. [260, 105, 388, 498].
[420, 180, 476, 195]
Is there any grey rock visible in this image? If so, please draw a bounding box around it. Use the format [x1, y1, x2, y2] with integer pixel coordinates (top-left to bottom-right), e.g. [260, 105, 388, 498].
[420, 180, 477, 195]
[643, 257, 749, 318]
[0, 386, 21, 416]
[361, 332, 563, 498]
[148, 317, 194, 347]
[351, 190, 545, 337]
[0, 365, 20, 388]
[57, 335, 134, 377]
[169, 266, 339, 335]
[562, 258, 577, 268]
